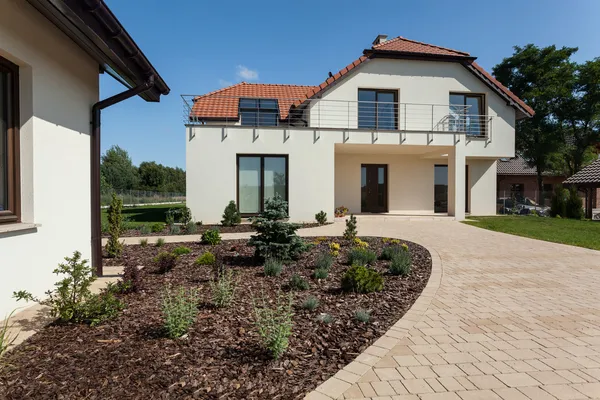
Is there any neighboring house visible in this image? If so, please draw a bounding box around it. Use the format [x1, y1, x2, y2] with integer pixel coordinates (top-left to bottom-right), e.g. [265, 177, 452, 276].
[497, 157, 565, 206]
[184, 35, 534, 223]
[0, 0, 169, 317]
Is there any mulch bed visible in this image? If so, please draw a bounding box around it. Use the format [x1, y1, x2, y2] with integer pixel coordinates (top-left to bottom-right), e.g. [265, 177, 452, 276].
[104, 222, 325, 238]
[0, 237, 431, 400]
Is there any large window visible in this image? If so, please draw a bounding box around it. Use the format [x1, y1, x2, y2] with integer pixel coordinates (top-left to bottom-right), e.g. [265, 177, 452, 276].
[239, 98, 279, 126]
[358, 89, 398, 130]
[237, 155, 287, 214]
[449, 93, 485, 137]
[0, 56, 19, 224]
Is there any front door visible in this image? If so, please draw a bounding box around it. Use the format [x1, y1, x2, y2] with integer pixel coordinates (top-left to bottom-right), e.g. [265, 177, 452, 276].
[361, 164, 388, 213]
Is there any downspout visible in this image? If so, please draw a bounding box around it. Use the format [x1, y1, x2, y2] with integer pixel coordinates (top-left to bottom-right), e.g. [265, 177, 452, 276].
[91, 75, 155, 277]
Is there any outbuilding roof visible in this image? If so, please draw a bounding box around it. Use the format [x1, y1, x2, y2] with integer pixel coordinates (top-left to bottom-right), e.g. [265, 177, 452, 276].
[564, 158, 600, 185]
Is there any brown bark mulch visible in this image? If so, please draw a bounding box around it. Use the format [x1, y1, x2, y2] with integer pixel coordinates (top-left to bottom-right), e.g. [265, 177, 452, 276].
[0, 237, 431, 400]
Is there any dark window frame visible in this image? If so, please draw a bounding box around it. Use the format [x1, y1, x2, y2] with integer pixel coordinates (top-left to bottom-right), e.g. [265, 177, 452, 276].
[236, 154, 289, 216]
[449, 92, 486, 137]
[239, 98, 279, 127]
[0, 55, 20, 224]
[358, 89, 398, 130]
[433, 164, 469, 213]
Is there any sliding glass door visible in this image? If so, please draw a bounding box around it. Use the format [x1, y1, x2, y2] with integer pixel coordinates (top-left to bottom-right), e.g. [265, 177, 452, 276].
[237, 155, 288, 215]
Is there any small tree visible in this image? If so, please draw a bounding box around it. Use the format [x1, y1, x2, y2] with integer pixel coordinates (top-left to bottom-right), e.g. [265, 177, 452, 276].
[343, 214, 358, 240]
[221, 200, 242, 226]
[550, 185, 568, 218]
[248, 195, 305, 261]
[565, 187, 584, 219]
[105, 193, 123, 258]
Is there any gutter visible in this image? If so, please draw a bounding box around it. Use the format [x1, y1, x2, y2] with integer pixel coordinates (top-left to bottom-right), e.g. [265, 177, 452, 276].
[91, 76, 155, 277]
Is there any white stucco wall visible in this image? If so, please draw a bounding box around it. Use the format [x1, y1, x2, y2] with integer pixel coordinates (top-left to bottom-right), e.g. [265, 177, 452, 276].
[0, 0, 98, 317]
[468, 159, 498, 216]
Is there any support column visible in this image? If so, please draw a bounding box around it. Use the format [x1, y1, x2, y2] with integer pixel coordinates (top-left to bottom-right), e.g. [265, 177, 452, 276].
[448, 135, 466, 220]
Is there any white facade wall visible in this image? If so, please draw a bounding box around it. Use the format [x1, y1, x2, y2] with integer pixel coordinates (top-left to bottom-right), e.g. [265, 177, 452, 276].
[187, 58, 516, 224]
[0, 0, 98, 317]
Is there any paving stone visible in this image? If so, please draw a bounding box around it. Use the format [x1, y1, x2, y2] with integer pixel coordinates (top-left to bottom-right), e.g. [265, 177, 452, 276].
[456, 389, 502, 400]
[466, 375, 507, 390]
[541, 384, 590, 399]
[401, 379, 434, 394]
[494, 373, 541, 387]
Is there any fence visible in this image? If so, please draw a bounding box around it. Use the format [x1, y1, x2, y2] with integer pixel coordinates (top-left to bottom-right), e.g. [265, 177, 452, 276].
[101, 190, 185, 207]
[497, 189, 599, 218]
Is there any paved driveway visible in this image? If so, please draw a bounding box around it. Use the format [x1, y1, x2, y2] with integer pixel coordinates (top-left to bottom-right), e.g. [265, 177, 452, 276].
[304, 217, 600, 400]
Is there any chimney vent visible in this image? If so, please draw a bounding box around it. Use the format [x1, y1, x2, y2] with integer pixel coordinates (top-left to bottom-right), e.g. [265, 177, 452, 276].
[372, 34, 388, 46]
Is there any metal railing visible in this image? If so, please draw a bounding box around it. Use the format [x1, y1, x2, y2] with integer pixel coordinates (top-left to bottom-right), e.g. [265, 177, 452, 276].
[182, 95, 493, 138]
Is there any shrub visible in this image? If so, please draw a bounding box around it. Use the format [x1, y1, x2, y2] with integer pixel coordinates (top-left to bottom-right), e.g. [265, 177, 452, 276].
[221, 200, 242, 227]
[210, 269, 236, 308]
[550, 185, 568, 218]
[172, 246, 192, 256]
[389, 251, 411, 276]
[252, 291, 294, 359]
[317, 313, 333, 324]
[13, 251, 123, 325]
[248, 195, 305, 261]
[566, 187, 584, 219]
[139, 238, 148, 247]
[264, 258, 283, 277]
[347, 247, 377, 266]
[341, 264, 384, 293]
[401, 243, 409, 251]
[288, 274, 310, 291]
[140, 224, 151, 235]
[315, 211, 327, 225]
[120, 264, 142, 293]
[302, 296, 319, 311]
[380, 244, 404, 261]
[185, 221, 198, 234]
[180, 207, 192, 226]
[105, 193, 123, 258]
[315, 252, 333, 270]
[154, 252, 178, 273]
[1, 310, 17, 359]
[313, 268, 329, 280]
[166, 207, 192, 226]
[161, 286, 198, 339]
[334, 206, 348, 218]
[169, 224, 181, 235]
[343, 214, 357, 240]
[354, 309, 371, 323]
[201, 229, 222, 245]
[353, 237, 369, 248]
[155, 237, 166, 247]
[151, 223, 164, 233]
[195, 251, 216, 266]
[329, 242, 341, 257]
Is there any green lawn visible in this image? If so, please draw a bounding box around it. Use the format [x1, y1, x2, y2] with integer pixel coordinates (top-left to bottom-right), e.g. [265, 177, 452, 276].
[101, 203, 184, 229]
[463, 216, 600, 250]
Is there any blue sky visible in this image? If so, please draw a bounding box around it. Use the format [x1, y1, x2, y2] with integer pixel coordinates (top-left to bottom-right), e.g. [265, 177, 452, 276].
[101, 0, 600, 169]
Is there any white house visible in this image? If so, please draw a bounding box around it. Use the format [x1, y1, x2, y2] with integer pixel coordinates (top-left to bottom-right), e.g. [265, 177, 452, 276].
[185, 35, 533, 224]
[0, 0, 169, 317]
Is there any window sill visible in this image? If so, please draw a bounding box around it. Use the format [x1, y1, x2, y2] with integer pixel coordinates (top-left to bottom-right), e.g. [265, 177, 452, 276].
[0, 222, 41, 235]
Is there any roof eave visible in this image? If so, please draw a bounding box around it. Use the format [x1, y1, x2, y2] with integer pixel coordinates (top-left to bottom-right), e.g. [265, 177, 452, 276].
[364, 49, 477, 63]
[26, 0, 170, 102]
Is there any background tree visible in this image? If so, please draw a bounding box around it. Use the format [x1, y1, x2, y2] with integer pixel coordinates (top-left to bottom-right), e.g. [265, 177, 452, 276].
[138, 161, 166, 190]
[493, 44, 577, 204]
[100, 145, 139, 191]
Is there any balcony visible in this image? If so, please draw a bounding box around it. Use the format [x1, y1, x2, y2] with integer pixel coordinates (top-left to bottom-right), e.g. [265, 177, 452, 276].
[182, 95, 493, 140]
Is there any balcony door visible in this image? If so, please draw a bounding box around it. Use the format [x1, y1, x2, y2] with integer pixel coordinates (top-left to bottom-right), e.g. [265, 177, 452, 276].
[361, 164, 388, 213]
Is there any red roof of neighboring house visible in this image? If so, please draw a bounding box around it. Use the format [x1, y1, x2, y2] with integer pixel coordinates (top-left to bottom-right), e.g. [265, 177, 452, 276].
[190, 36, 534, 121]
[190, 82, 318, 120]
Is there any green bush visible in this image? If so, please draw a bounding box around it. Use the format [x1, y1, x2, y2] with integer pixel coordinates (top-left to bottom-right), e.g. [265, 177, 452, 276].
[315, 211, 327, 225]
[313, 268, 329, 280]
[343, 214, 357, 240]
[169, 224, 181, 235]
[154, 252, 178, 273]
[380, 244, 404, 261]
[315, 252, 333, 270]
[317, 313, 333, 324]
[252, 291, 294, 359]
[185, 221, 198, 234]
[222, 200, 242, 226]
[139, 238, 148, 247]
[248, 195, 306, 261]
[161, 286, 198, 339]
[166, 207, 192, 226]
[139, 224, 151, 235]
[566, 187, 584, 219]
[550, 185, 568, 217]
[155, 238, 165, 247]
[201, 229, 222, 245]
[288, 274, 310, 291]
[13, 251, 123, 325]
[389, 251, 411, 276]
[302, 296, 319, 311]
[354, 309, 371, 323]
[151, 223, 164, 233]
[195, 251, 216, 266]
[120, 264, 142, 293]
[264, 258, 283, 277]
[172, 246, 192, 256]
[105, 193, 123, 258]
[347, 247, 377, 266]
[210, 270, 236, 308]
[341, 264, 384, 293]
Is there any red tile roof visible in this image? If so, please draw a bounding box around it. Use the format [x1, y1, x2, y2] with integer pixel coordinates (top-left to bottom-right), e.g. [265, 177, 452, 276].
[372, 36, 471, 57]
[190, 82, 318, 120]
